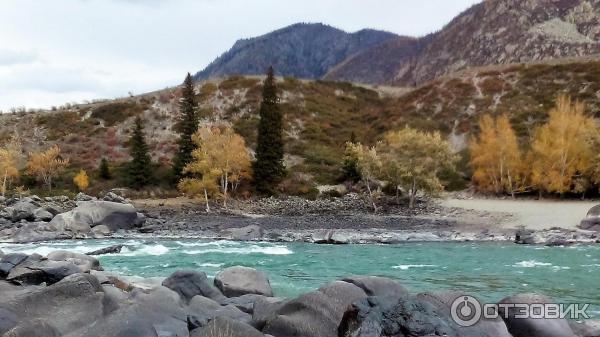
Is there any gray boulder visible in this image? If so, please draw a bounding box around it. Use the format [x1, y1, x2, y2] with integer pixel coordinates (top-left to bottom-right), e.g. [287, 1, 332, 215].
[498, 293, 577, 337]
[49, 200, 145, 233]
[341, 276, 409, 298]
[6, 255, 85, 285]
[4, 273, 105, 335]
[418, 292, 512, 337]
[223, 225, 264, 241]
[219, 294, 282, 315]
[1, 222, 74, 243]
[0, 253, 28, 276]
[186, 295, 251, 330]
[33, 208, 54, 222]
[263, 280, 368, 337]
[74, 192, 95, 202]
[5, 198, 38, 222]
[215, 266, 273, 297]
[91, 224, 111, 237]
[47, 250, 101, 271]
[162, 270, 225, 303]
[0, 308, 18, 335]
[250, 297, 285, 330]
[86, 244, 124, 256]
[3, 319, 61, 337]
[570, 320, 600, 337]
[190, 316, 264, 337]
[339, 295, 474, 337]
[580, 205, 600, 231]
[103, 192, 128, 204]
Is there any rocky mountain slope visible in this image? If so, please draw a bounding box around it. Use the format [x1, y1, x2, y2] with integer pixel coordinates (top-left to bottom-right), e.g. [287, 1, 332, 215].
[194, 23, 399, 81]
[196, 0, 600, 86]
[328, 0, 600, 85]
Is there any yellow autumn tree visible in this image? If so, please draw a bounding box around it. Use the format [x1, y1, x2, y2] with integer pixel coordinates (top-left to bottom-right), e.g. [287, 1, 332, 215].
[179, 125, 251, 210]
[0, 134, 23, 197]
[73, 169, 90, 191]
[26, 145, 69, 191]
[378, 127, 456, 208]
[530, 95, 596, 196]
[469, 114, 527, 197]
[347, 142, 381, 212]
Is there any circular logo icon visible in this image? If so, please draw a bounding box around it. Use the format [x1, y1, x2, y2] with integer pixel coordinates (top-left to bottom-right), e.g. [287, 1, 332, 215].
[451, 295, 482, 327]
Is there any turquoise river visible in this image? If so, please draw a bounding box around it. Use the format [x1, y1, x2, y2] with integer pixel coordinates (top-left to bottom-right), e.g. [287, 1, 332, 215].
[1, 239, 599, 317]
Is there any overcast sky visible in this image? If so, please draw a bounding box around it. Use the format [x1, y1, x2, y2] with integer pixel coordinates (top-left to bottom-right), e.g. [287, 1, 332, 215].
[0, 0, 480, 111]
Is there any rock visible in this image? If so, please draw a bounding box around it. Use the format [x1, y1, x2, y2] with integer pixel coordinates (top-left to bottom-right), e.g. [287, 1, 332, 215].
[49, 200, 145, 232]
[498, 293, 577, 337]
[74, 192, 95, 202]
[2, 222, 74, 243]
[580, 205, 600, 231]
[190, 316, 264, 337]
[86, 244, 124, 256]
[570, 320, 600, 337]
[263, 280, 367, 337]
[32, 208, 54, 222]
[515, 229, 536, 244]
[250, 297, 285, 330]
[339, 295, 467, 337]
[47, 250, 101, 271]
[103, 192, 128, 204]
[223, 225, 264, 241]
[0, 253, 28, 276]
[5, 198, 38, 222]
[0, 249, 3, 257]
[4, 273, 105, 335]
[215, 266, 273, 297]
[220, 294, 279, 314]
[3, 319, 61, 337]
[0, 308, 18, 335]
[417, 292, 512, 337]
[91, 224, 111, 237]
[7, 255, 86, 285]
[341, 275, 409, 298]
[162, 270, 225, 303]
[187, 296, 251, 330]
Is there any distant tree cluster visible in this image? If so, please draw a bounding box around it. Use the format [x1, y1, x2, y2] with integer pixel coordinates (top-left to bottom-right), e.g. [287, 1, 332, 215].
[470, 95, 600, 198]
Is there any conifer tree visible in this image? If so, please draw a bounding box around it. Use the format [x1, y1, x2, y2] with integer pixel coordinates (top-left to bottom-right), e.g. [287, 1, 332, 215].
[126, 117, 152, 189]
[253, 66, 285, 194]
[99, 157, 111, 180]
[172, 73, 199, 182]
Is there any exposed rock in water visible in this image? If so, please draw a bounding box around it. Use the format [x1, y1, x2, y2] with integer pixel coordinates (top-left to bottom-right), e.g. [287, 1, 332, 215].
[215, 266, 273, 297]
[86, 245, 124, 256]
[162, 270, 225, 303]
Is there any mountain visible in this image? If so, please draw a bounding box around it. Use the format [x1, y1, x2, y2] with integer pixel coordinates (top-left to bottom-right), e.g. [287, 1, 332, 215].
[326, 0, 600, 85]
[194, 23, 399, 80]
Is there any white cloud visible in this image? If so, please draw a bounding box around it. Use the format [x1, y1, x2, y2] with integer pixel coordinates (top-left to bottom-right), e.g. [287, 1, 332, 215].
[0, 0, 481, 110]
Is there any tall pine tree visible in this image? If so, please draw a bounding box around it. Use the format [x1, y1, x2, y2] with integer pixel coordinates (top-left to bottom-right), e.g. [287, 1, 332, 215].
[172, 73, 199, 182]
[126, 117, 152, 189]
[253, 66, 285, 194]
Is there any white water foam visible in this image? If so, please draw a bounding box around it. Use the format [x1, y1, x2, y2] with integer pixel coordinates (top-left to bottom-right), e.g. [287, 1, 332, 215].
[513, 260, 552, 268]
[120, 244, 170, 256]
[175, 240, 240, 247]
[392, 264, 438, 270]
[183, 245, 292, 256]
[195, 262, 224, 268]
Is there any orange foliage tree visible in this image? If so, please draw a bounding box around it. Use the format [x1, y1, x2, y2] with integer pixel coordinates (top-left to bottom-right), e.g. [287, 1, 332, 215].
[26, 145, 69, 191]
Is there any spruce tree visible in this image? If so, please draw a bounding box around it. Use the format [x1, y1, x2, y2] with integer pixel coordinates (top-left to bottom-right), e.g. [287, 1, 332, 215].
[253, 66, 285, 194]
[126, 117, 152, 189]
[172, 73, 199, 182]
[99, 157, 111, 180]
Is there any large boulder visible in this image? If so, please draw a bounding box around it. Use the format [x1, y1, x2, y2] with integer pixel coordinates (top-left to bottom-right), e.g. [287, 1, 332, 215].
[46, 250, 101, 272]
[570, 320, 600, 337]
[7, 254, 88, 285]
[223, 225, 264, 241]
[498, 293, 577, 337]
[86, 244, 124, 256]
[220, 294, 279, 314]
[0, 253, 28, 276]
[3, 319, 62, 337]
[4, 273, 106, 335]
[250, 297, 285, 330]
[263, 280, 368, 337]
[49, 200, 145, 233]
[339, 295, 481, 337]
[186, 295, 251, 330]
[190, 317, 264, 337]
[580, 205, 600, 231]
[162, 270, 225, 303]
[33, 208, 54, 222]
[4, 198, 39, 222]
[0, 308, 18, 335]
[417, 292, 512, 337]
[214, 266, 273, 297]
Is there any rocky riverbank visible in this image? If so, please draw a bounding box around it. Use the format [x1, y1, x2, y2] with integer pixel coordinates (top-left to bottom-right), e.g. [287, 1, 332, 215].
[1, 193, 599, 245]
[0, 248, 598, 337]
